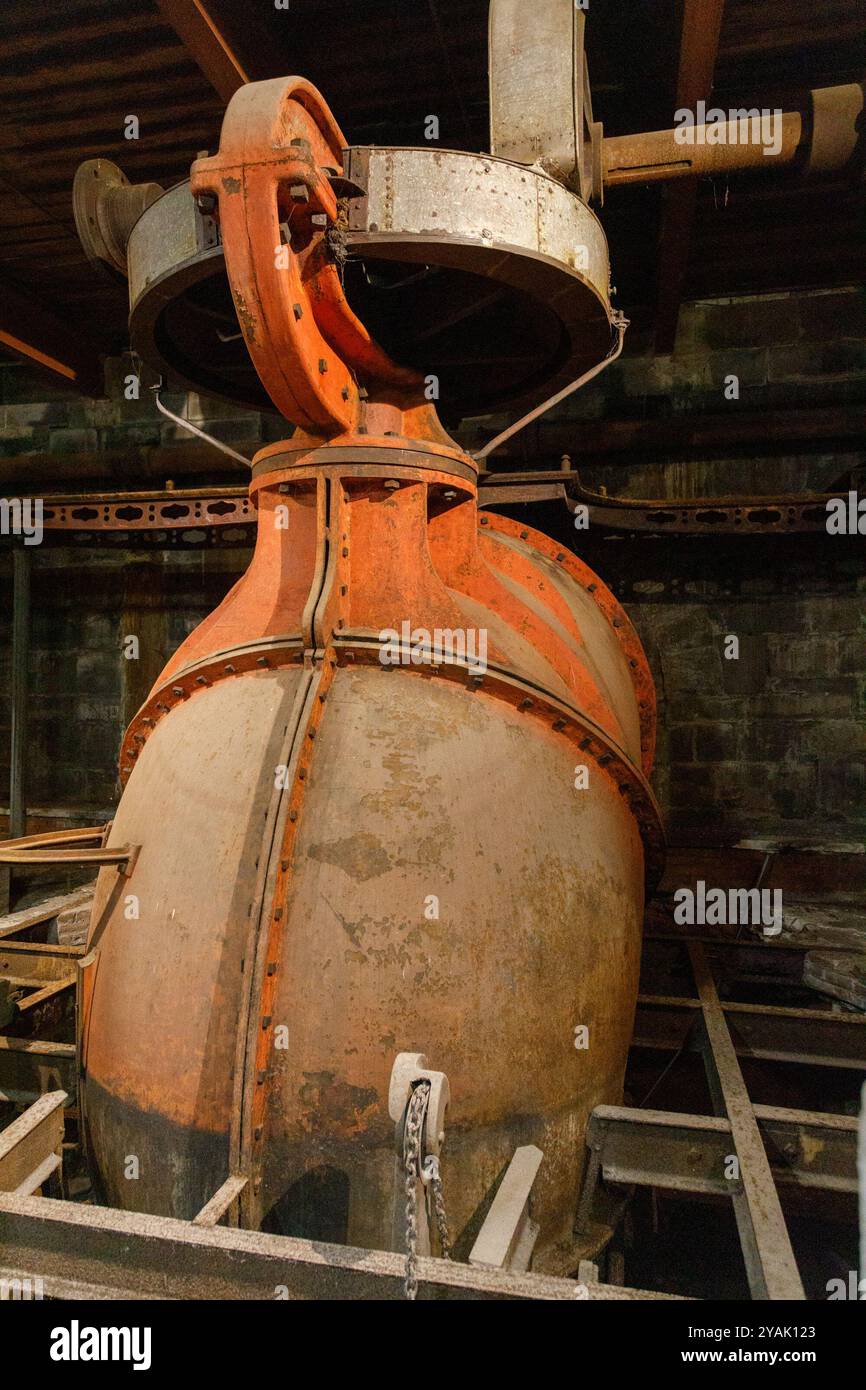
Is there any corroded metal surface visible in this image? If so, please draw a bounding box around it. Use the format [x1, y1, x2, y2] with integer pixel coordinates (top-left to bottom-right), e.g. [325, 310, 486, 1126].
[127, 148, 612, 418]
[82, 437, 661, 1264]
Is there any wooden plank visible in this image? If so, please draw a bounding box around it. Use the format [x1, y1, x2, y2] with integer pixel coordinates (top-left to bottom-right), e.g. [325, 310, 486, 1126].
[14, 1151, 60, 1197]
[0, 1192, 685, 1300]
[193, 1173, 248, 1227]
[15, 976, 75, 1013]
[654, 0, 726, 352]
[0, 1090, 66, 1192]
[469, 1145, 543, 1271]
[689, 942, 805, 1300]
[0, 886, 94, 941]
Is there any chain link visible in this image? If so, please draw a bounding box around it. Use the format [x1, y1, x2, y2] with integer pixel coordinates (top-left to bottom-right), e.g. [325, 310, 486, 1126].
[427, 1157, 451, 1261]
[402, 1080, 452, 1299]
[403, 1082, 429, 1300]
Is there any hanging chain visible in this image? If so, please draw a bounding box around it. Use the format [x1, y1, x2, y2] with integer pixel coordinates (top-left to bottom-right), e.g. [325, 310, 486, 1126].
[425, 1155, 452, 1260]
[403, 1082, 429, 1301]
[402, 1079, 453, 1299]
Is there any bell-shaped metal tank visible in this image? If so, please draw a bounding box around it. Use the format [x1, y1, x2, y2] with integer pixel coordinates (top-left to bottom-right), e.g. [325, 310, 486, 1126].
[81, 432, 662, 1270]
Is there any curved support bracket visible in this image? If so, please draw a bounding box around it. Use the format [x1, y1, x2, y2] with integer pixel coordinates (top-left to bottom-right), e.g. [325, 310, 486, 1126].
[191, 77, 419, 436]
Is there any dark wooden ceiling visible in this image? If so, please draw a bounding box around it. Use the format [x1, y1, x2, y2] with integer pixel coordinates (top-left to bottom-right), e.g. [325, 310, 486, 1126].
[0, 0, 863, 387]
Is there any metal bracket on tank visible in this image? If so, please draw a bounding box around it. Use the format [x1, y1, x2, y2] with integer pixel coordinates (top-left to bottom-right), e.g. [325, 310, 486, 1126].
[389, 1051, 450, 1260]
[389, 1051, 450, 1159]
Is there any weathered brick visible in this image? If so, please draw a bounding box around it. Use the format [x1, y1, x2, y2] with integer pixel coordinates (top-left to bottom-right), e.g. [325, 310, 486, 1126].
[798, 289, 866, 342]
[694, 723, 743, 761]
[708, 347, 768, 391]
[799, 720, 866, 760]
[768, 341, 866, 383]
[661, 644, 724, 693]
[768, 634, 843, 677]
[818, 760, 866, 818]
[48, 427, 99, 454]
[75, 651, 121, 698]
[720, 634, 768, 695]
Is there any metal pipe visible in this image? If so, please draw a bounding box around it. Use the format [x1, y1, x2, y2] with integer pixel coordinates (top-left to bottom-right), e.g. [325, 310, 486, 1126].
[603, 83, 864, 191]
[152, 387, 252, 467]
[10, 545, 30, 840]
[473, 312, 628, 461]
[603, 111, 806, 188]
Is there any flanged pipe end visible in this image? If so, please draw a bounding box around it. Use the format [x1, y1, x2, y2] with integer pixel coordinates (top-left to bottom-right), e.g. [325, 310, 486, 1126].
[73, 158, 162, 275]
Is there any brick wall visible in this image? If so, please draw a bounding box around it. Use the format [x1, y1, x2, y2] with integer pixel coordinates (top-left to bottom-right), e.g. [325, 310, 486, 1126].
[1, 285, 864, 844]
[543, 285, 866, 846]
[583, 533, 866, 845]
[0, 548, 248, 825]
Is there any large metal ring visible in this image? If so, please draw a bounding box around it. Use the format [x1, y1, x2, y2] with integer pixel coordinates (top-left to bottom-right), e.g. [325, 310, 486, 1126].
[127, 147, 612, 422]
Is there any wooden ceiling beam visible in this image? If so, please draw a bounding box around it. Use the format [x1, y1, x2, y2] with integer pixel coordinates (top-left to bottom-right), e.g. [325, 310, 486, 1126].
[154, 0, 253, 102]
[653, 0, 726, 354]
[154, 0, 276, 104]
[0, 280, 104, 395]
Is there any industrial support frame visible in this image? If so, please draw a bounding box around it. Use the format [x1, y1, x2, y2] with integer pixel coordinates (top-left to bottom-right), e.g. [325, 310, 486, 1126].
[576, 935, 864, 1300]
[1, 890, 862, 1299]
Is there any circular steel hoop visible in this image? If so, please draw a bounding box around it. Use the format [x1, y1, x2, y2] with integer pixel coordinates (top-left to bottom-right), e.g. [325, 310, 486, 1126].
[127, 148, 612, 421]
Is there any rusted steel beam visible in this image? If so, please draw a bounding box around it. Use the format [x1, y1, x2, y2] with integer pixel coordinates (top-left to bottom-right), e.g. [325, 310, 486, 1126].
[37, 489, 252, 533]
[0, 826, 138, 871]
[0, 1191, 683, 1300]
[603, 112, 804, 188]
[0, 280, 103, 396]
[577, 1103, 858, 1211]
[688, 942, 805, 1300]
[653, 0, 726, 353]
[479, 469, 844, 533]
[0, 942, 84, 982]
